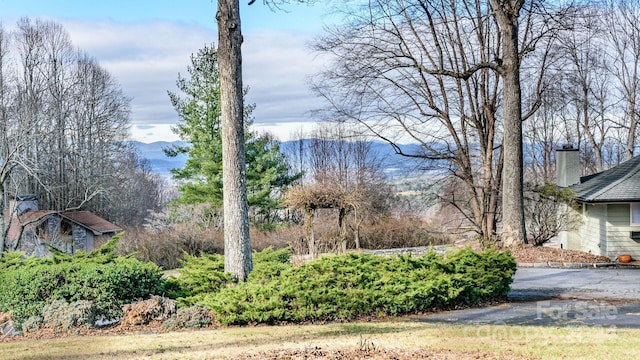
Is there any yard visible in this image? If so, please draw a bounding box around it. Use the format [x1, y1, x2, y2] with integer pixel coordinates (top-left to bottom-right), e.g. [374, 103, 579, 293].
[1, 244, 633, 359]
[0, 318, 636, 359]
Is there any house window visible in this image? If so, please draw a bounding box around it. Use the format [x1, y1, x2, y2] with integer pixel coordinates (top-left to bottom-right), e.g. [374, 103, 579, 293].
[631, 203, 640, 225]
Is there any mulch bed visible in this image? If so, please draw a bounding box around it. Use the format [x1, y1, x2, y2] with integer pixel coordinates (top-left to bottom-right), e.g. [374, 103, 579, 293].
[509, 244, 613, 264]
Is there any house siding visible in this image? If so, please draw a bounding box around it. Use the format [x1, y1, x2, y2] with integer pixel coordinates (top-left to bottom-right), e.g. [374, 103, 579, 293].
[560, 205, 582, 251]
[21, 230, 43, 257]
[606, 203, 640, 258]
[72, 225, 88, 252]
[578, 204, 607, 256]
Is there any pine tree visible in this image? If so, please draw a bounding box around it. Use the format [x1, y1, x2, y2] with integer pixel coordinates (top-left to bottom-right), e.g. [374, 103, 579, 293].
[165, 44, 300, 226]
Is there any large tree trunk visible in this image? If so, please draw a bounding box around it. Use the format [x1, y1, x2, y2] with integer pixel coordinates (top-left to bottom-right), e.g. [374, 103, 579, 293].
[0, 182, 5, 256]
[492, 0, 526, 246]
[216, 0, 252, 281]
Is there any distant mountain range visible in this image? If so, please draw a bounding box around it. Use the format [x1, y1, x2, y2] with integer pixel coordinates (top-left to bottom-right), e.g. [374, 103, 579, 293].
[130, 140, 427, 178]
[130, 141, 187, 177]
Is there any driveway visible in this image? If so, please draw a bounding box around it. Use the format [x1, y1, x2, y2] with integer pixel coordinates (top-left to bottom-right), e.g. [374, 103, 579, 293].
[417, 267, 640, 328]
[509, 267, 640, 300]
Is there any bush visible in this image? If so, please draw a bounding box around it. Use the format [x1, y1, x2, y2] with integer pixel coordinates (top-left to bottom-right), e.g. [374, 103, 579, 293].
[357, 216, 453, 249]
[171, 253, 230, 299]
[118, 225, 291, 270]
[117, 225, 223, 270]
[20, 316, 42, 333]
[0, 239, 164, 322]
[162, 305, 212, 330]
[171, 248, 292, 301]
[121, 296, 177, 326]
[171, 247, 515, 326]
[18, 300, 97, 332]
[42, 300, 97, 330]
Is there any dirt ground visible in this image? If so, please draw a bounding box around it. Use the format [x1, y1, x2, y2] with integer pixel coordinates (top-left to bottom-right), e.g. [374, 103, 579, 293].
[228, 347, 537, 360]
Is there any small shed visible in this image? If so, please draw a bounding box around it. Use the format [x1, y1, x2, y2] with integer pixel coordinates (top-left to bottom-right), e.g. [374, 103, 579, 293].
[557, 147, 640, 259]
[4, 197, 122, 257]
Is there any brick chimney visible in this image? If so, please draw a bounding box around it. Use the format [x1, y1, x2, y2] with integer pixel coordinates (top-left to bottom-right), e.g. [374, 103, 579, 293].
[556, 145, 580, 187]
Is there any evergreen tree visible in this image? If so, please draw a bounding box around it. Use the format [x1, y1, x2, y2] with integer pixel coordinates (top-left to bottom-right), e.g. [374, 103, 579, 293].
[165, 44, 300, 225]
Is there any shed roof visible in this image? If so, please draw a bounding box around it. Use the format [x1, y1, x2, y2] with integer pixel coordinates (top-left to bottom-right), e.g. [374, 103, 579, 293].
[61, 211, 122, 235]
[572, 156, 640, 203]
[3, 210, 56, 246]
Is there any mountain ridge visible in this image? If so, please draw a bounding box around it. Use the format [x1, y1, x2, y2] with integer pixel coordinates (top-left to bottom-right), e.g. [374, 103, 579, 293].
[131, 140, 425, 178]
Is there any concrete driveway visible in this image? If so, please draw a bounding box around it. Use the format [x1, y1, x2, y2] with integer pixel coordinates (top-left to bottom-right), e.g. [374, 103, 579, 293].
[417, 267, 640, 328]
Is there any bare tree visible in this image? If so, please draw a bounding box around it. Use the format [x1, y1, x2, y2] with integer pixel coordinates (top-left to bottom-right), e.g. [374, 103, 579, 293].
[313, 0, 561, 244]
[0, 23, 10, 255]
[13, 18, 47, 197]
[557, 10, 613, 172]
[2, 18, 160, 233]
[523, 84, 565, 184]
[524, 183, 582, 246]
[309, 124, 390, 250]
[312, 0, 504, 240]
[41, 21, 75, 210]
[66, 54, 135, 221]
[284, 124, 391, 255]
[0, 22, 41, 255]
[604, 0, 640, 161]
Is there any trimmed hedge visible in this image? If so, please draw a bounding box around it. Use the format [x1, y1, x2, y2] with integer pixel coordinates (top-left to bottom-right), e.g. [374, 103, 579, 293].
[173, 247, 516, 325]
[0, 239, 164, 322]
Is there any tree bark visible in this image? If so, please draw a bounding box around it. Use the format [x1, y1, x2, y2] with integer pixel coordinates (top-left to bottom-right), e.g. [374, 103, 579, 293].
[338, 207, 347, 253]
[0, 182, 5, 256]
[492, 0, 527, 246]
[217, 0, 252, 281]
[304, 207, 316, 259]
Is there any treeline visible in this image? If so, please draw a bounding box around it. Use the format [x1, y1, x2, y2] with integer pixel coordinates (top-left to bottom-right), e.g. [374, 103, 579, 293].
[0, 18, 164, 226]
[311, 0, 640, 241]
[523, 3, 640, 179]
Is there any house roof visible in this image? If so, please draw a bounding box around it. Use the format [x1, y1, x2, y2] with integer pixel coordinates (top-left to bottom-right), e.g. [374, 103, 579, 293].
[61, 211, 122, 235]
[571, 155, 640, 203]
[4, 210, 57, 246]
[4, 209, 122, 246]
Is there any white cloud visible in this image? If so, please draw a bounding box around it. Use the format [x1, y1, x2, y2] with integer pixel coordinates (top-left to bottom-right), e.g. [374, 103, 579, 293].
[54, 18, 326, 142]
[130, 124, 180, 143]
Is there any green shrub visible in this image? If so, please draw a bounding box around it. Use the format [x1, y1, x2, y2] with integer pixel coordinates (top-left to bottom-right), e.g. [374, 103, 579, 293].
[171, 253, 230, 298]
[169, 247, 292, 302]
[171, 247, 516, 326]
[0, 239, 164, 322]
[0, 252, 28, 271]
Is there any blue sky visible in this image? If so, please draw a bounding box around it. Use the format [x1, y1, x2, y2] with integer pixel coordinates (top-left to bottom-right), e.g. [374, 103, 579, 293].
[0, 0, 333, 31]
[0, 0, 336, 142]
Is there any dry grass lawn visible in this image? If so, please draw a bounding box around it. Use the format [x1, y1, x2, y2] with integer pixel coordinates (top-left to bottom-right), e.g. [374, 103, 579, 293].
[1, 318, 637, 359]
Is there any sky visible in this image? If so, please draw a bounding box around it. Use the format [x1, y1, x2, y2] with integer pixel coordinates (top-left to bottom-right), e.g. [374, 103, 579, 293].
[0, 0, 338, 143]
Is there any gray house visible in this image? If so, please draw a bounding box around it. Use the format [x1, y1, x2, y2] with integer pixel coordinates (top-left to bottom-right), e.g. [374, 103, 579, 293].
[557, 147, 640, 259]
[4, 195, 122, 257]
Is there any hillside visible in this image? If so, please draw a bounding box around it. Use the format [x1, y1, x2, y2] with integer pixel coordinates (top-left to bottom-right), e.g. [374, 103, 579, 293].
[132, 140, 427, 178]
[130, 141, 187, 177]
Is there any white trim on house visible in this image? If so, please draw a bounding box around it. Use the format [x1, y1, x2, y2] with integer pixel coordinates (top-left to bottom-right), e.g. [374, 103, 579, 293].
[631, 203, 640, 226]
